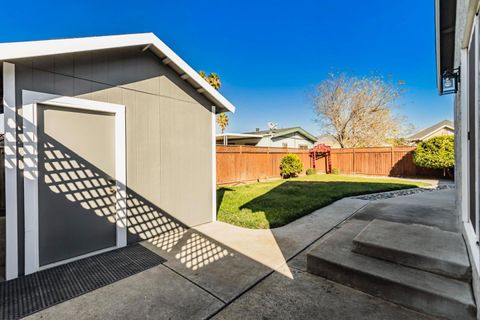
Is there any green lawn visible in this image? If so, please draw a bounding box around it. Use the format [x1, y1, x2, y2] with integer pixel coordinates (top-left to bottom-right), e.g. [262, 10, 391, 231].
[217, 174, 429, 229]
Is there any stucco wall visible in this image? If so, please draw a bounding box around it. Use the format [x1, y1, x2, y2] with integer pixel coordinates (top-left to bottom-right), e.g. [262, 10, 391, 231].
[10, 46, 214, 274]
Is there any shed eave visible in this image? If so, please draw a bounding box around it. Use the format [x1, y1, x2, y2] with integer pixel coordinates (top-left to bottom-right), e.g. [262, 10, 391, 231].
[0, 33, 235, 113]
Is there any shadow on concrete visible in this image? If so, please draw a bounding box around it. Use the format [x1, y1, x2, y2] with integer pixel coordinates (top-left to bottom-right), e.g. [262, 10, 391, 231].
[15, 113, 288, 312]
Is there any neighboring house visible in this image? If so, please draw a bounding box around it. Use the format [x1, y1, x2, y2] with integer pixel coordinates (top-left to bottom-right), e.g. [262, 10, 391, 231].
[217, 127, 317, 149]
[408, 119, 454, 143]
[315, 135, 341, 148]
[0, 33, 235, 280]
[436, 0, 480, 302]
[315, 134, 396, 148]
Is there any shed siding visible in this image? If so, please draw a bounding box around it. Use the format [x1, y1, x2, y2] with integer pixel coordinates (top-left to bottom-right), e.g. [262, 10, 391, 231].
[11, 47, 213, 273]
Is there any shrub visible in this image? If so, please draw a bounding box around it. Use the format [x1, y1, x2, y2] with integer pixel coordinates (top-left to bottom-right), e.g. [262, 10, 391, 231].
[280, 154, 303, 178]
[306, 168, 317, 175]
[413, 136, 454, 175]
[331, 168, 340, 175]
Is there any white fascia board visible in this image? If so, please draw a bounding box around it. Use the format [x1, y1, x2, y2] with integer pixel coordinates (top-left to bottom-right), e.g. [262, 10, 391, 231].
[0, 33, 235, 113]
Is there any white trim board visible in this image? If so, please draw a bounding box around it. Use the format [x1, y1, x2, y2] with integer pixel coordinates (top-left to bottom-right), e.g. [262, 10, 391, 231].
[460, 48, 469, 224]
[3, 62, 18, 280]
[0, 33, 235, 113]
[22, 90, 127, 275]
[211, 105, 216, 222]
[475, 19, 480, 239]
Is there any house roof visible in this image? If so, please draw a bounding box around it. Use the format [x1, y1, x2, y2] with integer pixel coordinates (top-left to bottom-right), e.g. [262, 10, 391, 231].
[216, 133, 263, 140]
[0, 33, 235, 113]
[244, 127, 317, 143]
[408, 119, 454, 141]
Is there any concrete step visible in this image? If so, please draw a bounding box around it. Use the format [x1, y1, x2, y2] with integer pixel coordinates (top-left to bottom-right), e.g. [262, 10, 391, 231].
[306, 220, 476, 320]
[352, 219, 471, 281]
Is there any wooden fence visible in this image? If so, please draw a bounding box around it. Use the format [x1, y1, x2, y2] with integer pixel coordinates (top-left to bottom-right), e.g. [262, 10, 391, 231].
[216, 145, 443, 185]
[216, 146, 310, 185]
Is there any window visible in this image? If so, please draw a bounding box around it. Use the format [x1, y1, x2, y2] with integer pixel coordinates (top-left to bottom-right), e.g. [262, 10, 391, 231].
[282, 143, 288, 148]
[299, 145, 308, 150]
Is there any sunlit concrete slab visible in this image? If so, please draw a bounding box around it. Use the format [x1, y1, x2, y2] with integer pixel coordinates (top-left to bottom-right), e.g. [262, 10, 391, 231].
[353, 189, 458, 232]
[142, 198, 368, 303]
[143, 229, 272, 303]
[353, 219, 471, 280]
[24, 264, 223, 320]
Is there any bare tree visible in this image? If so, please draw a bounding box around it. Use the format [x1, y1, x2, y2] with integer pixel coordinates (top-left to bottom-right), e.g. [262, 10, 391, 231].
[314, 73, 409, 148]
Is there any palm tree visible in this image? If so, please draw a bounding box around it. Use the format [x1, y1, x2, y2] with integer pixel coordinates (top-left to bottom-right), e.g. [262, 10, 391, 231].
[208, 73, 221, 90]
[217, 113, 229, 134]
[198, 71, 221, 90]
[198, 71, 208, 81]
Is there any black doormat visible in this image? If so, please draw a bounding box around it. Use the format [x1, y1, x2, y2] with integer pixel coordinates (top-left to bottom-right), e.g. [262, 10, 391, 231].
[0, 244, 166, 319]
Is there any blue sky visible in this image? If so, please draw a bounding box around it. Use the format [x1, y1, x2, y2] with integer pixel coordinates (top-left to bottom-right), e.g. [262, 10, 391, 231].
[1, 0, 453, 135]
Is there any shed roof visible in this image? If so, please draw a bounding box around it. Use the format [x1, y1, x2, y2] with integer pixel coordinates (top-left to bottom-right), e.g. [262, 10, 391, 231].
[0, 33, 235, 113]
[408, 119, 454, 141]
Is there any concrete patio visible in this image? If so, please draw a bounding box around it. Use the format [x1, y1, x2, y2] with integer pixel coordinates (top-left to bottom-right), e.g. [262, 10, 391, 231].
[25, 187, 463, 319]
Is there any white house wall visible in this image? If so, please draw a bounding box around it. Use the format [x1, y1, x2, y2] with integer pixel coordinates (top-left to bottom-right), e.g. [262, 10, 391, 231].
[451, 0, 480, 304]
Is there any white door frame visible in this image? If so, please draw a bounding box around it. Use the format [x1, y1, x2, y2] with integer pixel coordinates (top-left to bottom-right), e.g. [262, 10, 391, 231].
[474, 17, 480, 241]
[3, 62, 18, 280]
[462, 16, 480, 275]
[22, 90, 127, 275]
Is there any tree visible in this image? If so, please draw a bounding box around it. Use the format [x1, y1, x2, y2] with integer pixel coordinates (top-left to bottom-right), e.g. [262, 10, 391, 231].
[200, 71, 228, 133]
[198, 71, 222, 90]
[313, 73, 409, 148]
[208, 73, 221, 90]
[413, 136, 454, 177]
[217, 113, 229, 134]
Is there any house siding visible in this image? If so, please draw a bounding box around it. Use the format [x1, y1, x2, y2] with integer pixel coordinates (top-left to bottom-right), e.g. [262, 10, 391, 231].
[256, 133, 314, 148]
[418, 127, 455, 141]
[11, 46, 214, 274]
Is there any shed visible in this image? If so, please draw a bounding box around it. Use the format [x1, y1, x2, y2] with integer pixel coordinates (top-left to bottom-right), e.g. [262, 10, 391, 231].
[0, 33, 235, 279]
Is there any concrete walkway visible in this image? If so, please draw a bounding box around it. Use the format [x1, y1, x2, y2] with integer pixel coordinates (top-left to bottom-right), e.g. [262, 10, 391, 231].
[25, 190, 450, 319]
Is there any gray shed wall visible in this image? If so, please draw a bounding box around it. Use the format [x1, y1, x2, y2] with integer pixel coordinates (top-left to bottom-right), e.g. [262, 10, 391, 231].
[11, 46, 214, 274]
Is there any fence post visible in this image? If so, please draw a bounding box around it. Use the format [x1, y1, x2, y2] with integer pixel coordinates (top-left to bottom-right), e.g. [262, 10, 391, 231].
[390, 146, 394, 175]
[352, 148, 356, 174]
[269, 147, 273, 178]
